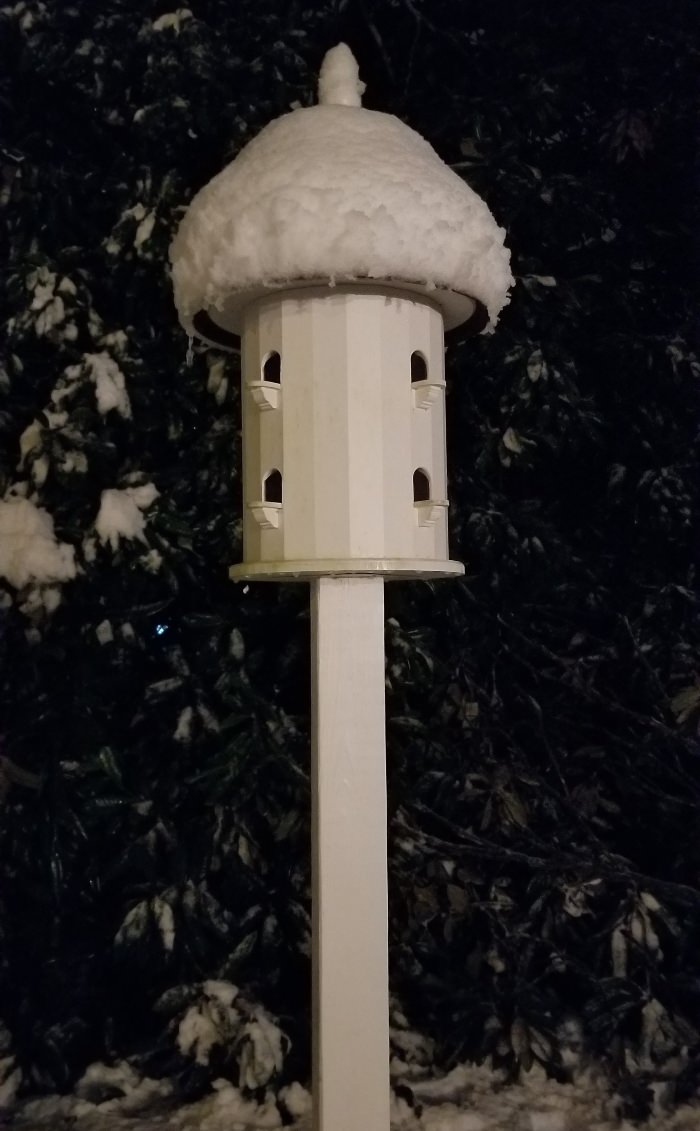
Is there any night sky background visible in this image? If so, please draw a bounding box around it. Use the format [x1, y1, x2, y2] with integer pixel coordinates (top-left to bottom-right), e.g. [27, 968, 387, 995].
[1, 0, 699, 1120]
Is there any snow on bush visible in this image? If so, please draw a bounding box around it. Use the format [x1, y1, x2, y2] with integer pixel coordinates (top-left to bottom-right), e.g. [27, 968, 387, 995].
[84, 352, 132, 418]
[151, 8, 193, 34]
[0, 495, 76, 590]
[171, 980, 290, 1090]
[0, 1020, 21, 1111]
[95, 483, 159, 550]
[114, 894, 176, 954]
[177, 981, 240, 1066]
[236, 1009, 287, 1091]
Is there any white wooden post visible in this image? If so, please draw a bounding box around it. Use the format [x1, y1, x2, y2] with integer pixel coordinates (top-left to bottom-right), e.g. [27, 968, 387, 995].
[311, 577, 390, 1131]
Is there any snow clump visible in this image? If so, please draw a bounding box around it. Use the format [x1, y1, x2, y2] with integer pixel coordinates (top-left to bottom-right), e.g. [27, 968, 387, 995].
[85, 352, 131, 417]
[318, 41, 365, 106]
[171, 44, 512, 334]
[95, 483, 159, 550]
[0, 496, 76, 590]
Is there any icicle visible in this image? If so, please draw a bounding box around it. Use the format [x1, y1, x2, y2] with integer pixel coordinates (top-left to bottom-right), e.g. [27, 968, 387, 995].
[186, 335, 194, 367]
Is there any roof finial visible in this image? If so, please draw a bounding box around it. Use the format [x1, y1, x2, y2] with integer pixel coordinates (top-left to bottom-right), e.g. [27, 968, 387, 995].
[318, 43, 366, 107]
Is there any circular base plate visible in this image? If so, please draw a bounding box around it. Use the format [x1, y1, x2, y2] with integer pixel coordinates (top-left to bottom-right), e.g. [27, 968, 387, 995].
[229, 558, 465, 582]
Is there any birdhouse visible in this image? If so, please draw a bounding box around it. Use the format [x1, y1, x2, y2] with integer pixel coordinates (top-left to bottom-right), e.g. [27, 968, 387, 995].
[170, 45, 512, 583]
[171, 44, 511, 1131]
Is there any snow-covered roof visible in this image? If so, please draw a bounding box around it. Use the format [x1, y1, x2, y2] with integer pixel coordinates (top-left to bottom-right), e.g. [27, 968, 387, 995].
[170, 44, 512, 338]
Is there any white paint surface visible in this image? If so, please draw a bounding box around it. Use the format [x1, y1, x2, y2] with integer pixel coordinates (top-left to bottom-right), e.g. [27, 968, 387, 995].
[231, 288, 463, 581]
[311, 577, 390, 1131]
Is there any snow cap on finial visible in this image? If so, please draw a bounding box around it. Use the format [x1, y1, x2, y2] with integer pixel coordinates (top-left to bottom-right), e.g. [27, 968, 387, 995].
[318, 43, 366, 107]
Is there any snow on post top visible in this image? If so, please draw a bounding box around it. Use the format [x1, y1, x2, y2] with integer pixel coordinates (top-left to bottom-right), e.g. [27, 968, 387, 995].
[170, 44, 512, 337]
[317, 43, 366, 107]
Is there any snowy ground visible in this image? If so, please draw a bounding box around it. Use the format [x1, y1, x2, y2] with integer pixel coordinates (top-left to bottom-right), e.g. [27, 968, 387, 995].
[8, 1060, 700, 1131]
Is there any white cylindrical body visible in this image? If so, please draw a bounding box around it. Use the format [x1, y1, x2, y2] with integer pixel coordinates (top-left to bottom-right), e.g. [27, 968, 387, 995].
[230, 285, 464, 581]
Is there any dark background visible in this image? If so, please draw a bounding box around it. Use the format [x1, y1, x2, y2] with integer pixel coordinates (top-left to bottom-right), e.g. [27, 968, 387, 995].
[1, 0, 698, 1119]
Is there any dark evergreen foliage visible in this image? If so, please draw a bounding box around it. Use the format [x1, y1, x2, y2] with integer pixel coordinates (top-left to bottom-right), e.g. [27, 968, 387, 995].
[0, 0, 698, 1117]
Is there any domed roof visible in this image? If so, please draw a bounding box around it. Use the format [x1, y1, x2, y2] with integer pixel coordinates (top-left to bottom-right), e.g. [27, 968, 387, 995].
[170, 45, 512, 340]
